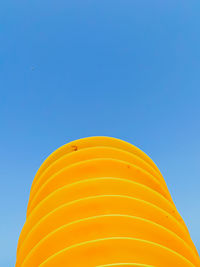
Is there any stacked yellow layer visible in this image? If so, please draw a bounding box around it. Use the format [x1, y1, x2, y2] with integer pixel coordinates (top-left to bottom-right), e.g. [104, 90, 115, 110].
[16, 137, 200, 267]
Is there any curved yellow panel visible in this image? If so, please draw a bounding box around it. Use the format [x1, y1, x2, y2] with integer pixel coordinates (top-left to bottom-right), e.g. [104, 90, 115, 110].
[39, 238, 194, 267]
[98, 264, 154, 267]
[17, 215, 198, 267]
[29, 146, 167, 203]
[27, 158, 173, 216]
[17, 178, 188, 253]
[16, 137, 200, 267]
[30, 137, 163, 191]
[18, 195, 196, 255]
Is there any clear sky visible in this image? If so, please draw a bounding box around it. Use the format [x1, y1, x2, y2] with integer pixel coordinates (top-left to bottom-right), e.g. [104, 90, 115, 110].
[1, 1, 200, 266]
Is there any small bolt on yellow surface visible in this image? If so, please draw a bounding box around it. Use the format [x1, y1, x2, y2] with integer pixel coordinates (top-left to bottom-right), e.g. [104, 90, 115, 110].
[16, 137, 200, 266]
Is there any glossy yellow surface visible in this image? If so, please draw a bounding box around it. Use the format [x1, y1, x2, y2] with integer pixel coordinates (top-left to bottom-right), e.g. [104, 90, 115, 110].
[29, 137, 163, 189]
[28, 146, 168, 206]
[16, 137, 200, 267]
[98, 264, 154, 267]
[39, 238, 194, 267]
[27, 158, 173, 217]
[18, 215, 198, 266]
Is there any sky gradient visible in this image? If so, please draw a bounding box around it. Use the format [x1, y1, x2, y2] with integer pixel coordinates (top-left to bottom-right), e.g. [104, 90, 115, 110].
[1, 1, 200, 266]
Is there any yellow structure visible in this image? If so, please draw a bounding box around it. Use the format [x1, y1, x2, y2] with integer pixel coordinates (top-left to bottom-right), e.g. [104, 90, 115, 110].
[16, 137, 200, 266]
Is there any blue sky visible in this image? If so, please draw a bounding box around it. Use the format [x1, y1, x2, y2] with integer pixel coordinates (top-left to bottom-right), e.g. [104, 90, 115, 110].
[1, 1, 200, 265]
